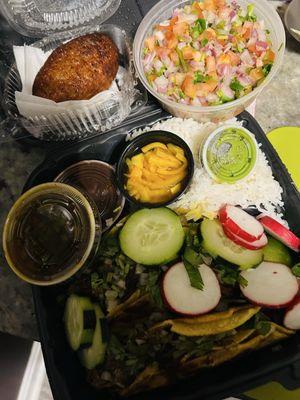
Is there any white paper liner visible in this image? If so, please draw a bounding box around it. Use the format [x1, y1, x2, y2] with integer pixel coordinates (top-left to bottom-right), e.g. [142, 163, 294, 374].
[13, 45, 126, 119]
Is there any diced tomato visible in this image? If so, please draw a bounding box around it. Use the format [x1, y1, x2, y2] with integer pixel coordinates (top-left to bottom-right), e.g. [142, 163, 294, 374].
[242, 27, 251, 40]
[174, 72, 186, 86]
[205, 28, 217, 40]
[265, 49, 275, 62]
[206, 75, 218, 91]
[156, 23, 172, 32]
[192, 2, 204, 17]
[249, 67, 264, 82]
[173, 22, 189, 36]
[182, 75, 197, 98]
[203, 0, 216, 11]
[206, 56, 216, 73]
[156, 47, 171, 59]
[170, 50, 179, 65]
[169, 16, 178, 27]
[165, 31, 178, 49]
[215, 0, 226, 8]
[228, 51, 240, 66]
[217, 54, 231, 64]
[147, 74, 157, 83]
[145, 36, 155, 52]
[182, 46, 195, 60]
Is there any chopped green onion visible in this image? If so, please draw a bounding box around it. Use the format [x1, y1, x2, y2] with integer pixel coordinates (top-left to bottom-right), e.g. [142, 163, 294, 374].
[278, 42, 283, 52]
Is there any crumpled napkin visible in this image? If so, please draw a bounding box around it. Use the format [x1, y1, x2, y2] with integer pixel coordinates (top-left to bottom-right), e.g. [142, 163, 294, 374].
[13, 45, 125, 119]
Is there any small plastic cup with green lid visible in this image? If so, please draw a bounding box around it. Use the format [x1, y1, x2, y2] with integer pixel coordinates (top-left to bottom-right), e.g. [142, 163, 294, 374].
[200, 125, 258, 183]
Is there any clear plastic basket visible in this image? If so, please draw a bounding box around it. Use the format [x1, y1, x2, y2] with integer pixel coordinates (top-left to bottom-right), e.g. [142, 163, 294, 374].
[3, 24, 146, 141]
[0, 0, 121, 37]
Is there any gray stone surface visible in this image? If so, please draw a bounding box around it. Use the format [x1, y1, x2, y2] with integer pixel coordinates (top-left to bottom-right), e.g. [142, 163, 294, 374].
[0, 1, 299, 341]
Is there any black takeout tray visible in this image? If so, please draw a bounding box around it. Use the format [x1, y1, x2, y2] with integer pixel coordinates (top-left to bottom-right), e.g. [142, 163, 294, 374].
[24, 109, 300, 400]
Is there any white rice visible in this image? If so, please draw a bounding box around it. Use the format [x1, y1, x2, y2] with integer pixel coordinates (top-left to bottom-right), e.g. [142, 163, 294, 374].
[129, 117, 285, 221]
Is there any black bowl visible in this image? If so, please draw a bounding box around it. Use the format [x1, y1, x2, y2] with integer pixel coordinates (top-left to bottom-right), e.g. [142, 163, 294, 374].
[116, 130, 194, 208]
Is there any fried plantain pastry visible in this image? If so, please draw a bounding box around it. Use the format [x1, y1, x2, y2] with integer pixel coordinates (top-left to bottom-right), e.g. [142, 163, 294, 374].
[32, 33, 119, 103]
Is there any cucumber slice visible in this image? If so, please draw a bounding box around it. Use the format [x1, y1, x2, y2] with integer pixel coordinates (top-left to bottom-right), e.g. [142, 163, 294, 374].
[64, 295, 96, 351]
[79, 305, 107, 370]
[263, 236, 292, 266]
[201, 219, 263, 268]
[119, 208, 185, 265]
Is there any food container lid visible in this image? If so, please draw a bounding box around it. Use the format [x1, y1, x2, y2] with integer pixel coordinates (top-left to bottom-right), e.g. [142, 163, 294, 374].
[54, 160, 125, 231]
[0, 0, 121, 37]
[201, 125, 258, 184]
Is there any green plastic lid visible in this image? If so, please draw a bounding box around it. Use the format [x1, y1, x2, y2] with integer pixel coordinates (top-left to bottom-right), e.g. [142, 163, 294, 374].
[201, 126, 258, 183]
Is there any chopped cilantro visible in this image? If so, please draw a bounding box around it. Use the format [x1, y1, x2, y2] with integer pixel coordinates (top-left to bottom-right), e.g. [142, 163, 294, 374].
[262, 63, 273, 77]
[178, 89, 185, 99]
[191, 18, 207, 39]
[194, 71, 209, 83]
[230, 77, 244, 94]
[144, 270, 163, 307]
[246, 4, 257, 22]
[201, 38, 209, 47]
[157, 66, 166, 76]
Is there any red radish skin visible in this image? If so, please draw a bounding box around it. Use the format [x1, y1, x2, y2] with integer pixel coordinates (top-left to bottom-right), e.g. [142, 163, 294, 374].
[162, 262, 221, 316]
[257, 215, 300, 253]
[240, 262, 299, 309]
[219, 205, 264, 243]
[284, 296, 300, 330]
[223, 227, 268, 250]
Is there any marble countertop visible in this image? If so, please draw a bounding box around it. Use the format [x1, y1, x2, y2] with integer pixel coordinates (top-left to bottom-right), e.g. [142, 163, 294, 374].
[0, 1, 299, 341]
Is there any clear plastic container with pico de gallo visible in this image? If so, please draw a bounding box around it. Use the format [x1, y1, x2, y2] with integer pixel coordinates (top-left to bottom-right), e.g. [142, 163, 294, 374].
[133, 0, 285, 122]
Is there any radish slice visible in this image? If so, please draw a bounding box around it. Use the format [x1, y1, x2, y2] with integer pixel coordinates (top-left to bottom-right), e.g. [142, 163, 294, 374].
[284, 296, 300, 330]
[223, 227, 268, 250]
[257, 215, 300, 253]
[240, 262, 299, 308]
[162, 262, 221, 316]
[219, 205, 264, 243]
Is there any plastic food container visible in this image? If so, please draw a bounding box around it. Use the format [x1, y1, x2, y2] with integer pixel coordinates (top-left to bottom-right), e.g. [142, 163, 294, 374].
[200, 125, 258, 183]
[0, 0, 121, 37]
[2, 182, 102, 285]
[54, 160, 125, 231]
[133, 0, 286, 123]
[116, 130, 194, 207]
[25, 110, 300, 400]
[3, 24, 145, 141]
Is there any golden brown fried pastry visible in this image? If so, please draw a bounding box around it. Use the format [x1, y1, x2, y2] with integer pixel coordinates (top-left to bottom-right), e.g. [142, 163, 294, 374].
[32, 33, 119, 103]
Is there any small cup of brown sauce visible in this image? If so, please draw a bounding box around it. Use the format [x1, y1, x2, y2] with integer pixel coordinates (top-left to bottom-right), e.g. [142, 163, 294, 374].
[3, 182, 101, 285]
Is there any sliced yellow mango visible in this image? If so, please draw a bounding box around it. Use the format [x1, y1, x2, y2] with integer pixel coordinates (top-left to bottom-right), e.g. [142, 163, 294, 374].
[170, 183, 182, 195]
[167, 143, 185, 155]
[131, 153, 144, 168]
[141, 142, 167, 153]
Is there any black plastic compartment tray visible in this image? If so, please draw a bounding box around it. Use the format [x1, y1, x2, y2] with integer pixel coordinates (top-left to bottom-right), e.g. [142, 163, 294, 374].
[24, 109, 300, 400]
